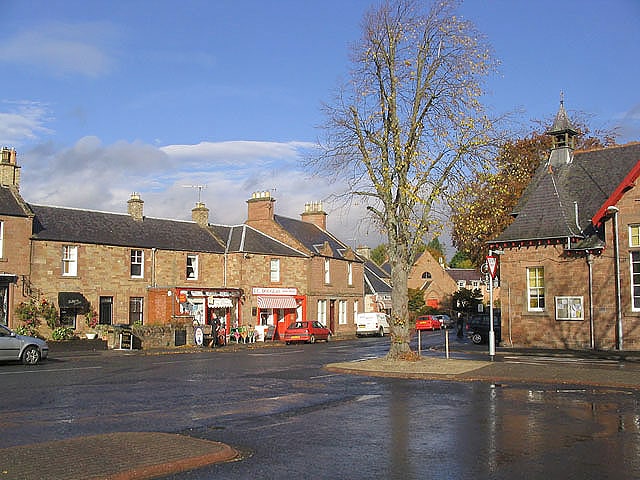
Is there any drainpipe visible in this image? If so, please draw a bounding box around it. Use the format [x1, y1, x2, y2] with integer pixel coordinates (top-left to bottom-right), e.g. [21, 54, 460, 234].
[607, 206, 623, 350]
[586, 253, 594, 350]
[151, 248, 157, 287]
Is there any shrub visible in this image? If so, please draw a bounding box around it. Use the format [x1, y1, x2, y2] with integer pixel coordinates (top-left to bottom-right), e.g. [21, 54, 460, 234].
[51, 326, 75, 341]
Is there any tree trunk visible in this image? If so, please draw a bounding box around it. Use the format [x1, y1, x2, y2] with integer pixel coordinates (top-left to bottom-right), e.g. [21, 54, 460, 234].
[386, 245, 413, 359]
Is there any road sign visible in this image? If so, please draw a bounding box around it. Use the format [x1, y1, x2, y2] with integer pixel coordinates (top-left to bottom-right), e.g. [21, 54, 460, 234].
[487, 255, 498, 278]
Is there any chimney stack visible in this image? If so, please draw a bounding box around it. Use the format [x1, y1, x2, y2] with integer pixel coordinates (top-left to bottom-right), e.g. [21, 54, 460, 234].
[127, 193, 144, 221]
[246, 191, 275, 222]
[356, 246, 371, 260]
[191, 202, 209, 227]
[0, 147, 20, 189]
[301, 201, 327, 230]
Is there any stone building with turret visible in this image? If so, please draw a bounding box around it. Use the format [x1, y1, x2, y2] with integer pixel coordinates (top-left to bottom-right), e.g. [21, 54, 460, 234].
[490, 101, 640, 351]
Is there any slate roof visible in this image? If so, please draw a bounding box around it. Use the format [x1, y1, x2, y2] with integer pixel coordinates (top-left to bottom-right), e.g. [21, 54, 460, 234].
[209, 224, 307, 257]
[495, 142, 640, 243]
[274, 214, 361, 262]
[29, 204, 226, 253]
[0, 187, 29, 217]
[447, 268, 482, 283]
[362, 259, 391, 295]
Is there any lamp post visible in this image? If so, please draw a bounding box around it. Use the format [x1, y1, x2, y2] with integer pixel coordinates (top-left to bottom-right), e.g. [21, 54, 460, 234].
[487, 249, 504, 360]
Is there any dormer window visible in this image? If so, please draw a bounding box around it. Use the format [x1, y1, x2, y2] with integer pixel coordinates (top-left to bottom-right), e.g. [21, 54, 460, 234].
[421, 272, 432, 279]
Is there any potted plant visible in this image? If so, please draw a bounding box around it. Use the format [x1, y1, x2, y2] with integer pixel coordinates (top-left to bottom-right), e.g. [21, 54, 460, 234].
[85, 307, 99, 339]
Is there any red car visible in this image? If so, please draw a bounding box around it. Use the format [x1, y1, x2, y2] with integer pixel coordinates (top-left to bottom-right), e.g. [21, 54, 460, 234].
[283, 321, 331, 344]
[415, 315, 441, 331]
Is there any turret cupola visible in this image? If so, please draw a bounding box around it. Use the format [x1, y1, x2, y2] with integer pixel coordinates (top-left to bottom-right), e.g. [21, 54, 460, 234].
[546, 96, 579, 167]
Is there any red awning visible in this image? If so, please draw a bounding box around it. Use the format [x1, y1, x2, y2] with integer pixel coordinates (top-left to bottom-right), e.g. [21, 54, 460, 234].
[257, 296, 297, 309]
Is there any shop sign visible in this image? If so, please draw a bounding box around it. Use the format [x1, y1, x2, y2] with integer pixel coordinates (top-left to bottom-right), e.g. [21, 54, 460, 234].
[252, 287, 298, 296]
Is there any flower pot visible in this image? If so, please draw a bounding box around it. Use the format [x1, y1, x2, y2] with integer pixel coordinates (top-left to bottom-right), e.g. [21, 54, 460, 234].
[85, 333, 98, 339]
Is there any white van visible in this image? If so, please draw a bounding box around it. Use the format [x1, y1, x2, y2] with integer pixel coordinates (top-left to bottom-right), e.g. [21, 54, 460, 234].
[355, 312, 390, 337]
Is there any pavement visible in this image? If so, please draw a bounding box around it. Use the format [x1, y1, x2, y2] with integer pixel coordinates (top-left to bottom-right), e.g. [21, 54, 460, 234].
[3, 340, 638, 480]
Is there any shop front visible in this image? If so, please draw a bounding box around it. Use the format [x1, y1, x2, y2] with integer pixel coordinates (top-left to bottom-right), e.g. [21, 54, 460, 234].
[252, 287, 305, 340]
[174, 288, 243, 337]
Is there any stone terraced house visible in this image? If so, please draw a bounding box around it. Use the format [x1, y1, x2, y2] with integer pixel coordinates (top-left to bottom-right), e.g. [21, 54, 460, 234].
[0, 148, 364, 346]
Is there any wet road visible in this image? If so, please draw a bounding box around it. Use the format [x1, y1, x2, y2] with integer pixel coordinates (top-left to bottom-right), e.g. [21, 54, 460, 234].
[2, 332, 639, 479]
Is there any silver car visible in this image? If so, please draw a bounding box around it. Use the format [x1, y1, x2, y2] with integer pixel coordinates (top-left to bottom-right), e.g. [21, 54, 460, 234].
[0, 324, 49, 365]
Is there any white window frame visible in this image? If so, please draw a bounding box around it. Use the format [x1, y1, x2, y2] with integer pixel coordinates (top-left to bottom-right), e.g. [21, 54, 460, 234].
[347, 262, 353, 286]
[338, 300, 347, 325]
[555, 296, 584, 321]
[457, 280, 466, 289]
[270, 258, 280, 283]
[353, 300, 359, 322]
[631, 251, 640, 311]
[129, 297, 144, 324]
[324, 258, 331, 284]
[62, 245, 78, 277]
[130, 249, 144, 278]
[186, 254, 198, 280]
[317, 299, 327, 324]
[527, 266, 545, 312]
[629, 225, 640, 247]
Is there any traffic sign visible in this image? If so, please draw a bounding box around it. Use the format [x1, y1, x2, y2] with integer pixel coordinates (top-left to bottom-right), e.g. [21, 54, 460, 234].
[486, 255, 498, 278]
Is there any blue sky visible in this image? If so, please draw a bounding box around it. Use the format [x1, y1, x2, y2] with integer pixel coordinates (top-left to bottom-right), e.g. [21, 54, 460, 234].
[1, 0, 639, 252]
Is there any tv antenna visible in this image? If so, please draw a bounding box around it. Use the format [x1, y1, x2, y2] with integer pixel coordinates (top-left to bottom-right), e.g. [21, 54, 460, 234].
[182, 184, 207, 203]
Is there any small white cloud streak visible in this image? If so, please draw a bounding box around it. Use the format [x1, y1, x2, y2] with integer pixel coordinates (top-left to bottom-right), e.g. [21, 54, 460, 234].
[0, 21, 117, 77]
[0, 101, 53, 146]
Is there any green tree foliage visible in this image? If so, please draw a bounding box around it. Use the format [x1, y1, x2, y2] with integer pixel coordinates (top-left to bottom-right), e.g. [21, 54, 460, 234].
[370, 244, 388, 266]
[450, 122, 616, 266]
[449, 250, 474, 268]
[426, 237, 446, 265]
[313, 0, 499, 359]
[408, 288, 426, 314]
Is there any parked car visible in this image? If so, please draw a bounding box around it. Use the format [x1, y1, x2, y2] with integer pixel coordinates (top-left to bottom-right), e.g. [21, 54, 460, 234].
[466, 311, 502, 345]
[0, 324, 49, 365]
[434, 314, 454, 329]
[283, 321, 331, 344]
[415, 315, 441, 331]
[355, 312, 390, 337]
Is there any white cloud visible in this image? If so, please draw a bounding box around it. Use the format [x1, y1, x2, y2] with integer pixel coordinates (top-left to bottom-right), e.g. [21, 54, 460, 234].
[0, 21, 117, 77]
[0, 101, 53, 146]
[18, 136, 383, 248]
[160, 140, 316, 166]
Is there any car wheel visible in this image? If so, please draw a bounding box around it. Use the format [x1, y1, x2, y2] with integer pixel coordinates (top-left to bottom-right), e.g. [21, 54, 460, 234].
[378, 327, 384, 337]
[22, 346, 41, 365]
[471, 333, 483, 345]
[310, 334, 316, 344]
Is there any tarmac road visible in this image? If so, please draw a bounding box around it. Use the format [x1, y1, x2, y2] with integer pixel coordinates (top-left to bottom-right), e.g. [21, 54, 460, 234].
[1, 335, 638, 480]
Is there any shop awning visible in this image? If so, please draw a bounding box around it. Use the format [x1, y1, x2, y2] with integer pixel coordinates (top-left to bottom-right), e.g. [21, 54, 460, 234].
[210, 297, 233, 308]
[58, 292, 89, 312]
[257, 296, 297, 309]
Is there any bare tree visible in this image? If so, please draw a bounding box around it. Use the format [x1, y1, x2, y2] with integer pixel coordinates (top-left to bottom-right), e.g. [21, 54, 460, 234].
[313, 0, 500, 359]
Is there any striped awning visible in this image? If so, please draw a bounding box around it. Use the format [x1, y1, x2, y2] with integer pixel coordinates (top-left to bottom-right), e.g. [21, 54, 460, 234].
[257, 296, 297, 309]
